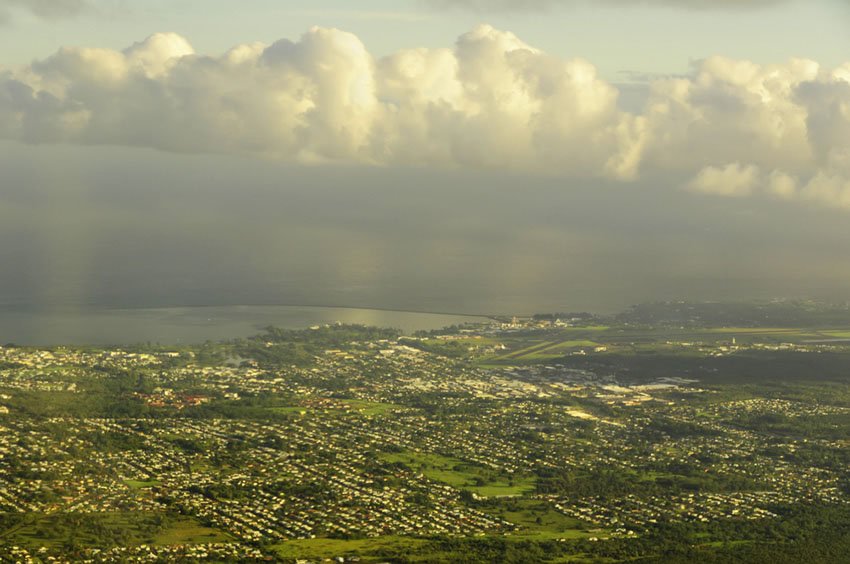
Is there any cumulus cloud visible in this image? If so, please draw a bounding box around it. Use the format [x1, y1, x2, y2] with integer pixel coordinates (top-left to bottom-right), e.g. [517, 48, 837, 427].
[688, 163, 760, 197]
[1, 24, 849, 210]
[0, 0, 89, 23]
[684, 167, 850, 210]
[799, 172, 850, 209]
[0, 25, 646, 178]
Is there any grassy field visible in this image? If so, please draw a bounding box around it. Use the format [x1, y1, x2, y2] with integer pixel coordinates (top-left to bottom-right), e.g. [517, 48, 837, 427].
[152, 518, 233, 545]
[516, 341, 600, 360]
[472, 478, 537, 497]
[124, 479, 161, 489]
[819, 330, 850, 338]
[551, 555, 617, 563]
[0, 512, 230, 549]
[343, 399, 404, 416]
[478, 324, 850, 367]
[268, 406, 309, 415]
[269, 399, 402, 417]
[705, 327, 805, 333]
[480, 499, 598, 541]
[379, 451, 535, 497]
[273, 535, 426, 562]
[419, 336, 501, 347]
[485, 332, 603, 364]
[272, 530, 602, 562]
[272, 529, 605, 562]
[511, 340, 597, 358]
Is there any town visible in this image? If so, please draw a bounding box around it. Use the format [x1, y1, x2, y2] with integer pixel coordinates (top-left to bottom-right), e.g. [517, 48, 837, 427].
[2, 304, 850, 562]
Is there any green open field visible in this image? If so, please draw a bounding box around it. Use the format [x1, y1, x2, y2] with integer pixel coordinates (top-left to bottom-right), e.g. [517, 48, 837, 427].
[512, 340, 599, 360]
[706, 327, 805, 333]
[268, 406, 309, 415]
[819, 330, 850, 338]
[484, 330, 605, 364]
[124, 479, 161, 489]
[550, 555, 616, 563]
[272, 528, 602, 563]
[481, 499, 598, 541]
[271, 499, 600, 561]
[269, 399, 402, 417]
[514, 340, 595, 357]
[477, 324, 850, 367]
[343, 399, 404, 416]
[0, 512, 231, 549]
[273, 535, 426, 562]
[152, 518, 233, 545]
[379, 451, 535, 497]
[419, 336, 501, 346]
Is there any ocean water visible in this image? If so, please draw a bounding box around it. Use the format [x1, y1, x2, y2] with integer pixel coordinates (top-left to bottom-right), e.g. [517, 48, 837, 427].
[0, 305, 489, 346]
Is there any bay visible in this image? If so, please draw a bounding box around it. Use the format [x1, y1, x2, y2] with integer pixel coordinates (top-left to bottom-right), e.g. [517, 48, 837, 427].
[0, 305, 489, 346]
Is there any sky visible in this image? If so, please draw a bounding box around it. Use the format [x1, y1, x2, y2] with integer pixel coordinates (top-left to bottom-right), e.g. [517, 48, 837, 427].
[1, 1, 849, 78]
[0, 0, 849, 314]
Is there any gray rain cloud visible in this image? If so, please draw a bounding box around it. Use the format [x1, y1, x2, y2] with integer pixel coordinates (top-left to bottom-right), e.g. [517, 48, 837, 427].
[2, 141, 850, 315]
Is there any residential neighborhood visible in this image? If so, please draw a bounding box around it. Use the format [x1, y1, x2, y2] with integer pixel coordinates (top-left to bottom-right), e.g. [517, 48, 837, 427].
[1, 319, 850, 561]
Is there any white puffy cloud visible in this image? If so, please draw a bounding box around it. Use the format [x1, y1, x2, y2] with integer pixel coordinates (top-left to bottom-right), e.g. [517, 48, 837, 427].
[642, 56, 819, 175]
[766, 170, 798, 200]
[0, 24, 644, 178]
[684, 165, 850, 210]
[799, 172, 850, 209]
[1, 24, 850, 210]
[374, 24, 645, 177]
[660, 54, 850, 210]
[688, 163, 760, 197]
[124, 33, 195, 78]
